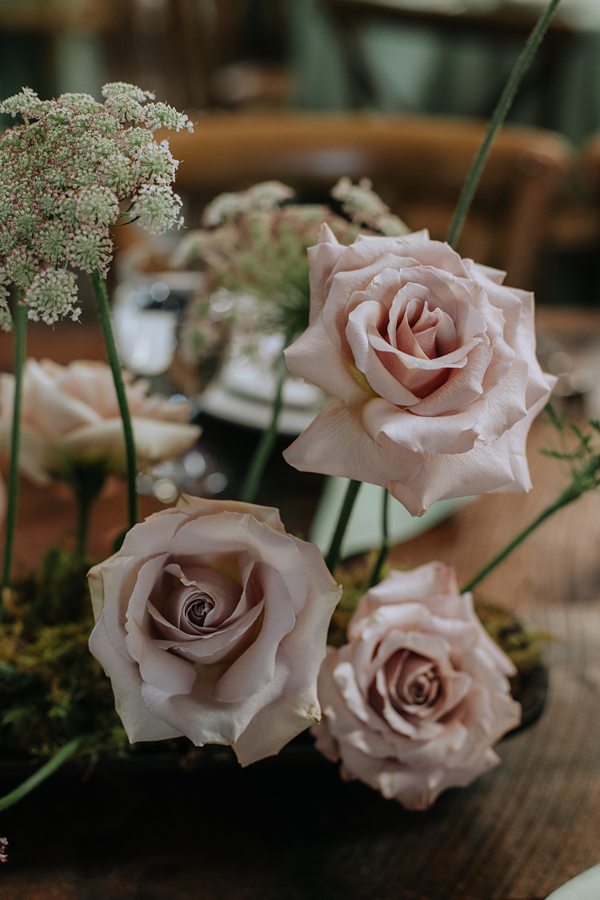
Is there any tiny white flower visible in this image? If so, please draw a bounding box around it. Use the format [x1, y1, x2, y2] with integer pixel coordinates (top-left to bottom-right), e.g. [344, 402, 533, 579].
[0, 83, 192, 328]
[134, 139, 178, 185]
[68, 228, 113, 276]
[4, 247, 36, 288]
[38, 222, 69, 264]
[131, 184, 183, 233]
[142, 102, 192, 133]
[75, 186, 121, 227]
[25, 268, 79, 325]
[102, 82, 156, 103]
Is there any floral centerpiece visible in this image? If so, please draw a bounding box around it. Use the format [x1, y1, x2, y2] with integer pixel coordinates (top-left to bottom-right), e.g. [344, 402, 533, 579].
[3, 0, 600, 856]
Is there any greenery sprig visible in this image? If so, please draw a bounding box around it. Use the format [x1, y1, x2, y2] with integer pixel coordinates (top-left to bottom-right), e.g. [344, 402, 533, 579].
[462, 410, 600, 593]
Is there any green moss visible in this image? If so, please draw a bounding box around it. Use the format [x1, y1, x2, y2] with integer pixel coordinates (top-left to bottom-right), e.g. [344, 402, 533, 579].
[0, 549, 130, 761]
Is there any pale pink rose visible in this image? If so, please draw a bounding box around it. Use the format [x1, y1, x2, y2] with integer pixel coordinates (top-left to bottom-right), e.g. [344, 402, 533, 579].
[313, 562, 520, 810]
[284, 227, 556, 515]
[0, 359, 200, 483]
[88, 495, 341, 765]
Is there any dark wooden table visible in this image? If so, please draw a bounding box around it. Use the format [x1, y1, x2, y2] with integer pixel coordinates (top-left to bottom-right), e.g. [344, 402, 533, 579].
[1, 311, 600, 899]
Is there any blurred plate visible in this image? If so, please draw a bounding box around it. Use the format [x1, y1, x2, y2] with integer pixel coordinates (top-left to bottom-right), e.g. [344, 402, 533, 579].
[201, 356, 323, 435]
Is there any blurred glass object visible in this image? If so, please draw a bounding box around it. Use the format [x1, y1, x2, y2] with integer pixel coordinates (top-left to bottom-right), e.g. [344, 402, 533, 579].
[113, 270, 230, 499]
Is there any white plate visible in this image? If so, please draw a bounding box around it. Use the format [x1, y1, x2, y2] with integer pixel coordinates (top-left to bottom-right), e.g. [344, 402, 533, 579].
[200, 382, 321, 435]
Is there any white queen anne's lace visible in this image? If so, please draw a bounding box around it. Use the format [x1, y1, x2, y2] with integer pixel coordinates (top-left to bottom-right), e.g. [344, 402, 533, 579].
[0, 83, 193, 329]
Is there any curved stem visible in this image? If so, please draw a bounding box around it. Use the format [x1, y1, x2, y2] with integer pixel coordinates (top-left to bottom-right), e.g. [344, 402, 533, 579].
[461, 485, 580, 594]
[240, 353, 287, 504]
[0, 736, 84, 812]
[91, 271, 138, 530]
[325, 479, 362, 574]
[367, 487, 390, 589]
[445, 0, 561, 249]
[2, 300, 26, 593]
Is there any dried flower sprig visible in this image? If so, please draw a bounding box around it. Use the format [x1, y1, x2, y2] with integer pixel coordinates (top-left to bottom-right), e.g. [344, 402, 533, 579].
[0, 82, 192, 330]
[461, 412, 600, 593]
[0, 84, 192, 591]
[176, 178, 408, 345]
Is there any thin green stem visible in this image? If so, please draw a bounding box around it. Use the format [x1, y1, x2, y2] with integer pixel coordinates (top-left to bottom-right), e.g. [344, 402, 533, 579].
[461, 484, 580, 594]
[240, 353, 287, 503]
[91, 271, 138, 529]
[445, 0, 562, 249]
[0, 736, 85, 812]
[325, 479, 362, 574]
[2, 300, 26, 592]
[367, 487, 390, 589]
[66, 463, 107, 560]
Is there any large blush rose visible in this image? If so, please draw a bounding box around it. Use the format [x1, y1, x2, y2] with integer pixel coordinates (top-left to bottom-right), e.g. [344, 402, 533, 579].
[284, 227, 556, 515]
[88, 495, 341, 765]
[0, 359, 200, 483]
[313, 562, 520, 810]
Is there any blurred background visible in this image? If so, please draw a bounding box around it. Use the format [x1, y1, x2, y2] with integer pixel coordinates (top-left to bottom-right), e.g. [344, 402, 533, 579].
[1, 0, 600, 303]
[3, 0, 600, 508]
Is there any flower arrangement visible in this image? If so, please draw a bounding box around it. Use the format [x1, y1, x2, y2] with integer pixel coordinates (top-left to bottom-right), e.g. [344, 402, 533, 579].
[4, 0, 600, 844]
[171, 175, 408, 408]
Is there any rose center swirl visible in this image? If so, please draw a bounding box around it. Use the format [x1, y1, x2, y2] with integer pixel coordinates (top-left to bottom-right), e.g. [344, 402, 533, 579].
[402, 668, 440, 707]
[183, 592, 216, 628]
[385, 651, 442, 713]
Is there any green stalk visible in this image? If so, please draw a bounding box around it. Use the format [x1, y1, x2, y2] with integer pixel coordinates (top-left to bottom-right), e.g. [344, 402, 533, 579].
[240, 353, 287, 503]
[91, 271, 138, 529]
[1, 300, 26, 592]
[64, 462, 107, 560]
[356, 0, 561, 586]
[461, 482, 581, 594]
[0, 737, 84, 812]
[367, 487, 390, 589]
[445, 0, 562, 248]
[325, 479, 362, 574]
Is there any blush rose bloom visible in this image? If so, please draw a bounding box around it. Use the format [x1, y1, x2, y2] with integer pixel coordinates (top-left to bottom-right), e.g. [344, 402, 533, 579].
[0, 359, 200, 483]
[88, 495, 341, 765]
[284, 227, 556, 515]
[312, 562, 521, 810]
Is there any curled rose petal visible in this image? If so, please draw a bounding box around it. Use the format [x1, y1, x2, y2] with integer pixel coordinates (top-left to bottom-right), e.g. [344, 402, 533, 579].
[284, 227, 556, 515]
[89, 495, 341, 765]
[312, 562, 521, 810]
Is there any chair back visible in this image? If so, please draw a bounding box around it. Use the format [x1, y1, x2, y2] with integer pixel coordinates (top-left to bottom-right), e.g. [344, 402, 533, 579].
[165, 112, 573, 288]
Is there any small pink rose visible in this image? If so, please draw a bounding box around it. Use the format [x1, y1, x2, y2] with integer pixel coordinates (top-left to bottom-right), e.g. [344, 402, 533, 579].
[312, 562, 521, 810]
[0, 359, 200, 483]
[88, 495, 341, 765]
[284, 227, 556, 515]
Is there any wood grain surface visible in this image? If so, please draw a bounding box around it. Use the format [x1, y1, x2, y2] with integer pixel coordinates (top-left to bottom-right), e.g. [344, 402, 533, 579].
[1, 313, 600, 899]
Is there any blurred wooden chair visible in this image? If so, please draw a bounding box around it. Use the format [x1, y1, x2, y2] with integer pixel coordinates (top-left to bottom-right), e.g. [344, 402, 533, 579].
[159, 112, 572, 290]
[321, 0, 575, 124]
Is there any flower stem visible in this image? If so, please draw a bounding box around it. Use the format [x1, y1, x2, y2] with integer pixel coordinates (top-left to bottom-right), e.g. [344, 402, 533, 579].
[367, 487, 390, 589]
[91, 271, 138, 530]
[240, 352, 287, 503]
[0, 737, 84, 812]
[64, 462, 107, 560]
[445, 0, 561, 249]
[1, 299, 26, 593]
[325, 479, 362, 574]
[461, 483, 582, 594]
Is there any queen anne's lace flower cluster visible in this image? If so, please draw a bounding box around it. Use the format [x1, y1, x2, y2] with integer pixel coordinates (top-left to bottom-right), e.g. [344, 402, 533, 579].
[0, 82, 192, 330]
